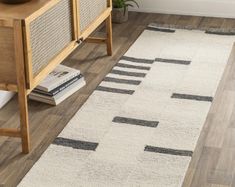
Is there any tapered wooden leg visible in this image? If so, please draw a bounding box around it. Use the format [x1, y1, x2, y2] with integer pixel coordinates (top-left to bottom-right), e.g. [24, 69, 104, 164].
[14, 20, 30, 153]
[18, 90, 30, 153]
[106, 14, 113, 56]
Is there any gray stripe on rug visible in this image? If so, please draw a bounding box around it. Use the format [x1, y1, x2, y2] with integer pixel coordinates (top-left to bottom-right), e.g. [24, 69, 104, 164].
[148, 23, 235, 36]
[155, 58, 191, 65]
[205, 30, 235, 36]
[146, 26, 176, 33]
[111, 70, 146, 77]
[103, 77, 141, 85]
[144, 146, 193, 157]
[116, 63, 151, 70]
[171, 93, 213, 102]
[96, 86, 135, 95]
[149, 23, 235, 34]
[148, 23, 195, 31]
[53, 137, 98, 151]
[113, 116, 159, 128]
[121, 56, 154, 64]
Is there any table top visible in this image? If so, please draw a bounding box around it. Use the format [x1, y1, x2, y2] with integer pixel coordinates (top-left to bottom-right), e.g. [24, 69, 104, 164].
[0, 0, 54, 20]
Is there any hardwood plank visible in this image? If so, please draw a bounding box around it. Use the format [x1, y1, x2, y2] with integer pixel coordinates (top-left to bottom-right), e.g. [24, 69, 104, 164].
[176, 15, 202, 28]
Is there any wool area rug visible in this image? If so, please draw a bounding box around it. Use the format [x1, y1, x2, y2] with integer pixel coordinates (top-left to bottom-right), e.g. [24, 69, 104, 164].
[19, 24, 235, 187]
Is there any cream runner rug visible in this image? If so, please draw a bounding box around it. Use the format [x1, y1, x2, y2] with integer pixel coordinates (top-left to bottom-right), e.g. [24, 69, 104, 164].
[19, 25, 235, 187]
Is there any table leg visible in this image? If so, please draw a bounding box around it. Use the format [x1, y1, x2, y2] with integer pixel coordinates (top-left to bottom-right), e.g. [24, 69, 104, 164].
[106, 14, 113, 56]
[14, 20, 30, 154]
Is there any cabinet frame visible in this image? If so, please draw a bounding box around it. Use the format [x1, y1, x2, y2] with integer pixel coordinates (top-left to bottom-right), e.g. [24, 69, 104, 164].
[0, 0, 113, 153]
[23, 0, 78, 90]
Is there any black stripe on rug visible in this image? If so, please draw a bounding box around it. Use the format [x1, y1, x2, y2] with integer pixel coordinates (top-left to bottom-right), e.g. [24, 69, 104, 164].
[53, 137, 98, 151]
[111, 69, 146, 77]
[96, 86, 135, 95]
[113, 116, 159, 128]
[103, 77, 141, 85]
[171, 93, 213, 102]
[144, 146, 193, 157]
[116, 63, 151, 70]
[205, 30, 235, 36]
[155, 58, 191, 65]
[146, 26, 176, 33]
[121, 56, 154, 64]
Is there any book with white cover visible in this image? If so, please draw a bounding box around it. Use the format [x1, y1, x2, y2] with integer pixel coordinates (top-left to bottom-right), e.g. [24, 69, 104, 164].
[36, 65, 81, 92]
[29, 78, 86, 105]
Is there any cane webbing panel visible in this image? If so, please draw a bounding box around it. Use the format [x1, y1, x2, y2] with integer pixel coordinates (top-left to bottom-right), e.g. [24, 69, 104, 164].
[0, 27, 17, 84]
[30, 0, 73, 76]
[79, 0, 107, 32]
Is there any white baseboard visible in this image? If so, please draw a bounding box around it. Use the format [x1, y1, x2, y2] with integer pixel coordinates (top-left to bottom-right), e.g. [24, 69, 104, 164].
[130, 0, 235, 19]
[0, 91, 15, 109]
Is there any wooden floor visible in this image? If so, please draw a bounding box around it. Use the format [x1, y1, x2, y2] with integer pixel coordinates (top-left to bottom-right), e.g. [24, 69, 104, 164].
[1, 12, 235, 187]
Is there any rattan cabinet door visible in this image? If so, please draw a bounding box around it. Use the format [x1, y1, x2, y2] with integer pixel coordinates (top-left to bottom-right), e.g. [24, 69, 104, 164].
[78, 0, 107, 33]
[26, 0, 74, 78]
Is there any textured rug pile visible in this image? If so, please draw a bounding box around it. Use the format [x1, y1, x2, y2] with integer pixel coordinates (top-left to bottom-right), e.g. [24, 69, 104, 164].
[19, 24, 235, 187]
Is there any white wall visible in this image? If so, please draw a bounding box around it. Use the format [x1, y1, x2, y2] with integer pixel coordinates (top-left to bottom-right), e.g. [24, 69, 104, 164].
[130, 0, 235, 18]
[0, 91, 14, 109]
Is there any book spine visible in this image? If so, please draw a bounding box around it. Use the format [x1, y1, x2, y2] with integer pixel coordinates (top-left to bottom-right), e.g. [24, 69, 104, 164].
[30, 80, 86, 106]
[29, 95, 56, 105]
[50, 76, 82, 96]
[31, 78, 85, 101]
[34, 75, 83, 96]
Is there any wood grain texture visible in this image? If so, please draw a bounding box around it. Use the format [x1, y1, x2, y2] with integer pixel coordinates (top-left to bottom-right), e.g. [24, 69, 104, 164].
[0, 0, 58, 20]
[106, 14, 113, 56]
[0, 12, 235, 187]
[14, 20, 30, 154]
[0, 26, 17, 85]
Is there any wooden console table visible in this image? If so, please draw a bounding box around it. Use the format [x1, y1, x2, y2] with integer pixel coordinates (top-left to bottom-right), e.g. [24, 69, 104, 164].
[0, 0, 112, 153]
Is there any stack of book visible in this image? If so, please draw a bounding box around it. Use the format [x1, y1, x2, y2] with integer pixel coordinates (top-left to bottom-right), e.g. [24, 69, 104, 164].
[29, 65, 85, 105]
